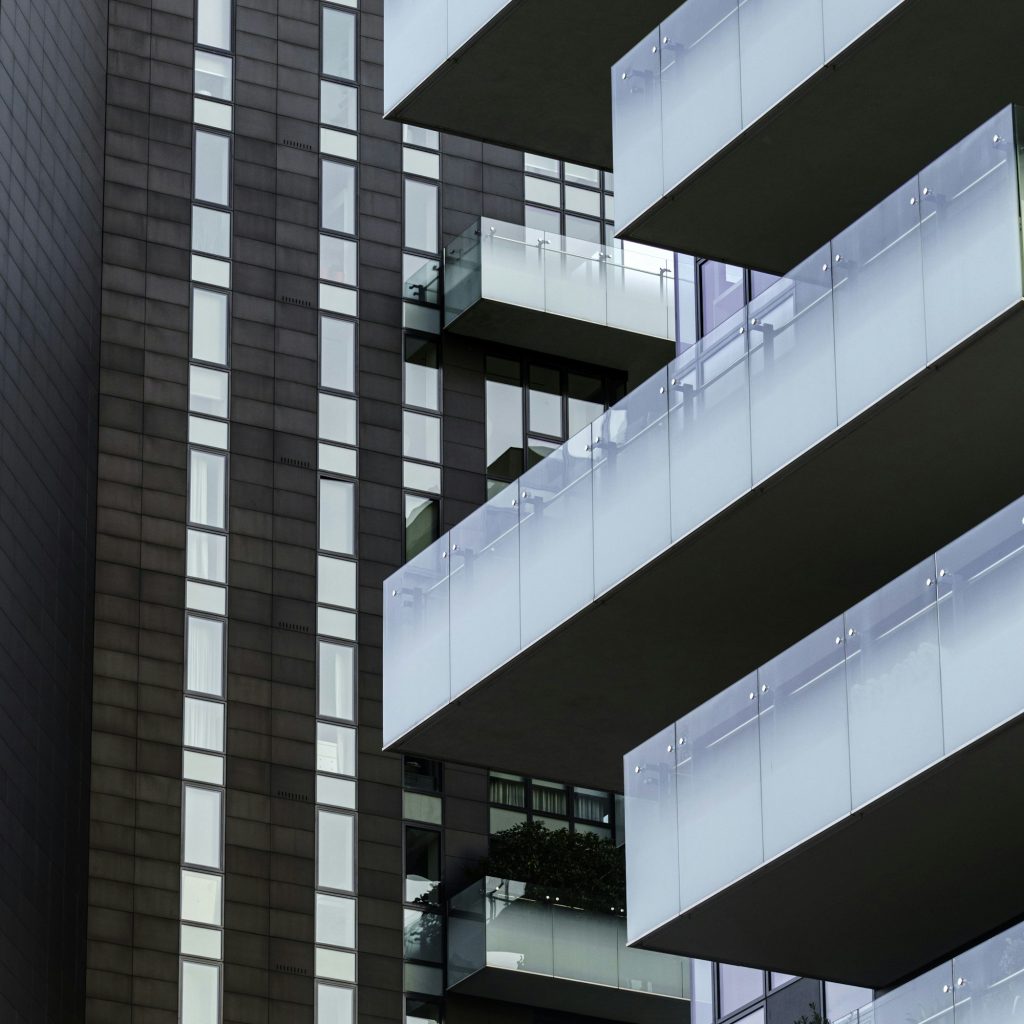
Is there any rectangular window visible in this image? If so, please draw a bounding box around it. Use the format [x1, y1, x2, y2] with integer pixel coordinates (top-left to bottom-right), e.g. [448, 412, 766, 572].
[192, 205, 231, 258]
[320, 394, 357, 445]
[405, 827, 441, 904]
[195, 50, 232, 100]
[316, 722, 357, 777]
[181, 869, 223, 927]
[318, 810, 355, 892]
[316, 892, 357, 949]
[404, 336, 440, 411]
[189, 449, 226, 529]
[323, 160, 356, 235]
[321, 317, 356, 394]
[320, 478, 355, 555]
[524, 176, 560, 207]
[573, 786, 611, 824]
[489, 771, 526, 808]
[321, 80, 357, 130]
[404, 494, 439, 561]
[700, 260, 746, 335]
[402, 410, 440, 463]
[189, 365, 229, 419]
[403, 756, 442, 793]
[186, 529, 226, 583]
[318, 641, 355, 721]
[404, 125, 439, 149]
[485, 356, 523, 480]
[565, 162, 601, 187]
[564, 185, 601, 217]
[404, 179, 438, 254]
[524, 153, 559, 177]
[322, 7, 356, 80]
[181, 960, 220, 1024]
[403, 461, 441, 495]
[192, 287, 228, 365]
[320, 234, 358, 285]
[186, 614, 225, 696]
[194, 130, 230, 206]
[183, 785, 223, 869]
[404, 909, 443, 964]
[183, 697, 224, 753]
[528, 365, 563, 438]
[196, 0, 230, 50]
[718, 964, 764, 1017]
[318, 555, 356, 610]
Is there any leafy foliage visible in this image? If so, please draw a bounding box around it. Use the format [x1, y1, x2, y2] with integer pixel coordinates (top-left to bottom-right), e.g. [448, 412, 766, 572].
[479, 821, 626, 913]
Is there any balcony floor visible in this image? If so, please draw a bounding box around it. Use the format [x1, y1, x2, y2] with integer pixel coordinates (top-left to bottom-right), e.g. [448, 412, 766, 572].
[620, 0, 1024, 272]
[389, 301, 1024, 792]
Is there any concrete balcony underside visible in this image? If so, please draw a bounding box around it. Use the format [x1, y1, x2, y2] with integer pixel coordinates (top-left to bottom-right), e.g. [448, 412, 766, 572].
[634, 712, 1024, 988]
[386, 0, 679, 169]
[391, 302, 1024, 792]
[446, 298, 675, 383]
[620, 0, 1024, 272]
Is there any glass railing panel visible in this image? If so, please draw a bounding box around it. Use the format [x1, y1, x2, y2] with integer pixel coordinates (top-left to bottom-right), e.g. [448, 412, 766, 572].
[833, 177, 926, 422]
[748, 245, 837, 484]
[676, 675, 762, 911]
[480, 219, 547, 311]
[758, 617, 851, 860]
[384, 0, 447, 110]
[618, 918, 688, 997]
[737, 0, 824, 126]
[551, 905, 619, 987]
[592, 369, 671, 595]
[822, 0, 902, 58]
[625, 725, 680, 943]
[383, 533, 450, 744]
[661, 0, 741, 189]
[612, 28, 664, 230]
[921, 107, 1022, 361]
[444, 222, 482, 326]
[606, 252, 675, 340]
[952, 920, 1024, 1024]
[486, 882, 554, 976]
[446, 0, 506, 53]
[448, 879, 486, 987]
[543, 235, 608, 325]
[449, 485, 520, 699]
[668, 309, 751, 540]
[844, 559, 942, 809]
[873, 962, 953, 1024]
[518, 427, 594, 647]
[936, 496, 1024, 753]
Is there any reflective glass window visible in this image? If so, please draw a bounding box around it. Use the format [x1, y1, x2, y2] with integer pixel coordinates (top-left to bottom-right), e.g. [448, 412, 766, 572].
[321, 80, 357, 130]
[192, 205, 230, 257]
[317, 892, 357, 948]
[318, 983, 355, 1024]
[317, 722, 357, 777]
[319, 641, 355, 721]
[183, 697, 224, 753]
[528, 365, 562, 438]
[181, 869, 223, 927]
[189, 450, 226, 529]
[196, 0, 230, 50]
[405, 827, 441, 904]
[404, 335, 440, 411]
[187, 529, 226, 583]
[189, 365, 229, 419]
[404, 179, 438, 254]
[485, 356, 523, 480]
[195, 131, 230, 206]
[181, 960, 220, 1024]
[701, 261, 746, 334]
[192, 287, 228, 365]
[183, 785, 223, 869]
[321, 478, 355, 555]
[323, 8, 356, 80]
[321, 317, 356, 394]
[719, 964, 764, 1016]
[320, 393, 357, 445]
[186, 614, 224, 696]
[195, 50, 232, 100]
[323, 160, 356, 235]
[318, 555, 356, 609]
[402, 410, 440, 463]
[318, 810, 355, 892]
[404, 494, 439, 561]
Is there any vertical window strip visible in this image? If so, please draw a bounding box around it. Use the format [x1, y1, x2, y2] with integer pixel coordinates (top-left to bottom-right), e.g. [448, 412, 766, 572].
[317, 3, 360, 1020]
[182, 4, 233, 1022]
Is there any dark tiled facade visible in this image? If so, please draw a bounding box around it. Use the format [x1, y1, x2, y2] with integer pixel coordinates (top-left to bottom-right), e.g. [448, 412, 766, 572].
[0, 1, 107, 1022]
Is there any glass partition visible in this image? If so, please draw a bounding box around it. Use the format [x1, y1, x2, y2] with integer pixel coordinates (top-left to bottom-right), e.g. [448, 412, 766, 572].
[443, 217, 676, 345]
[448, 876, 689, 1000]
[613, 0, 914, 236]
[626, 494, 1024, 933]
[384, 108, 1024, 753]
[384, 0, 510, 114]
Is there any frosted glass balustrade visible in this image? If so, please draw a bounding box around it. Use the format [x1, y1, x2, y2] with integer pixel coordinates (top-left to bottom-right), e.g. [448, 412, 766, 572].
[612, 0, 915, 236]
[385, 109, 1024, 751]
[626, 494, 1024, 933]
[384, 0, 510, 113]
[447, 218, 676, 344]
[448, 876, 688, 998]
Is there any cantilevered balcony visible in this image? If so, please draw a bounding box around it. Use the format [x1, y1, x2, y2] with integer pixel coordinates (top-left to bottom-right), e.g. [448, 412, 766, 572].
[384, 108, 1024, 792]
[624, 495, 1024, 987]
[612, 0, 1024, 271]
[448, 877, 689, 1024]
[383, 0, 680, 168]
[419, 218, 675, 381]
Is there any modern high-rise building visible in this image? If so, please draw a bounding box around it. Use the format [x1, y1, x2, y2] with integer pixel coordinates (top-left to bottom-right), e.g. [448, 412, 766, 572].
[3, 2, 1024, 1024]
